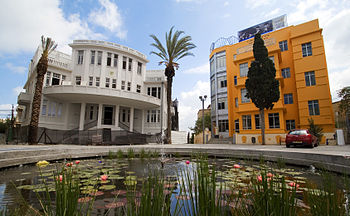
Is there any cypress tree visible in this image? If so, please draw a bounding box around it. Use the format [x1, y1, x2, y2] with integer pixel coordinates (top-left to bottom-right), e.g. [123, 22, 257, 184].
[245, 33, 280, 144]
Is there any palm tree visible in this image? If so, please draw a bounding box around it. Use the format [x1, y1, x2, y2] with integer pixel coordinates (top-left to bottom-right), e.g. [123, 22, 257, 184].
[28, 36, 57, 144]
[150, 27, 196, 144]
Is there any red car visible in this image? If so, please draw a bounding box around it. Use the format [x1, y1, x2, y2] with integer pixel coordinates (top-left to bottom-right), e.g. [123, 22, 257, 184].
[285, 129, 318, 148]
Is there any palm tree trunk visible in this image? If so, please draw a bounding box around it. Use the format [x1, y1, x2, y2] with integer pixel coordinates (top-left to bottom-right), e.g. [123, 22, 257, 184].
[260, 109, 265, 145]
[166, 75, 173, 144]
[28, 57, 47, 144]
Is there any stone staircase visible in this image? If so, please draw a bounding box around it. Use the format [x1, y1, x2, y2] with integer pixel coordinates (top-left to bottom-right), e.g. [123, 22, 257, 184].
[207, 137, 233, 144]
[171, 131, 188, 144]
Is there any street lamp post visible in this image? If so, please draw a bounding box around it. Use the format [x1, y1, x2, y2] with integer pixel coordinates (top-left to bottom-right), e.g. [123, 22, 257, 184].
[199, 95, 207, 144]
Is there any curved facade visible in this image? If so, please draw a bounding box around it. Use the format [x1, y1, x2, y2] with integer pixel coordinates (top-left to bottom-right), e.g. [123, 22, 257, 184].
[18, 40, 167, 137]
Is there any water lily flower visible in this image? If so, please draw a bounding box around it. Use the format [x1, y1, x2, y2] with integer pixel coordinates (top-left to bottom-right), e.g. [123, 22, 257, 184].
[75, 160, 80, 165]
[66, 162, 73, 167]
[98, 160, 102, 163]
[257, 175, 262, 182]
[288, 182, 300, 188]
[56, 175, 63, 182]
[36, 160, 49, 168]
[233, 164, 241, 169]
[101, 175, 108, 181]
[267, 173, 274, 178]
[186, 160, 190, 165]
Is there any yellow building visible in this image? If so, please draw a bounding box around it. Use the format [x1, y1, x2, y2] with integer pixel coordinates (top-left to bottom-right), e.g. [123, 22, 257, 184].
[209, 17, 334, 144]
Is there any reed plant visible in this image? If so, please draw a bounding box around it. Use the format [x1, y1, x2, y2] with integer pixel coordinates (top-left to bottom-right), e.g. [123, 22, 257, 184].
[127, 148, 135, 159]
[117, 149, 124, 159]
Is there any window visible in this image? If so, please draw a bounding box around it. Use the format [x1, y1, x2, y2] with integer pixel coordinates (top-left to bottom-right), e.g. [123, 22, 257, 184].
[279, 40, 288, 51]
[51, 73, 60, 85]
[282, 68, 290, 78]
[268, 113, 280, 129]
[127, 82, 131, 91]
[97, 51, 102, 65]
[216, 55, 226, 70]
[128, 58, 132, 71]
[112, 79, 116, 88]
[147, 110, 159, 123]
[210, 59, 215, 73]
[241, 88, 250, 103]
[234, 76, 237, 85]
[121, 81, 125, 90]
[96, 77, 100, 87]
[286, 120, 295, 131]
[136, 85, 141, 93]
[137, 62, 142, 74]
[107, 53, 112, 66]
[240, 63, 248, 77]
[255, 114, 261, 129]
[122, 57, 127, 69]
[42, 100, 47, 115]
[218, 120, 229, 132]
[235, 97, 238, 108]
[308, 100, 320, 115]
[235, 119, 239, 133]
[302, 42, 312, 57]
[89, 106, 94, 120]
[48, 101, 56, 117]
[284, 93, 293, 104]
[218, 102, 225, 110]
[152, 87, 157, 97]
[46, 72, 51, 86]
[211, 79, 215, 95]
[105, 78, 110, 88]
[61, 75, 66, 85]
[77, 50, 84, 64]
[90, 51, 95, 64]
[242, 115, 252, 130]
[75, 76, 81, 85]
[57, 103, 62, 117]
[157, 87, 161, 99]
[89, 76, 93, 86]
[220, 80, 227, 88]
[113, 54, 118, 67]
[305, 71, 316, 86]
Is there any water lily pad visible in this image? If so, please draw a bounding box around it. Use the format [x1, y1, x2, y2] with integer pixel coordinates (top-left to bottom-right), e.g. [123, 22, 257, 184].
[124, 180, 137, 186]
[99, 185, 116, 190]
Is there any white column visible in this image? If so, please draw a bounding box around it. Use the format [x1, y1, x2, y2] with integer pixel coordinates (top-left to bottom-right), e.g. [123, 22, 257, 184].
[97, 103, 103, 128]
[129, 107, 134, 132]
[114, 105, 120, 129]
[141, 109, 145, 133]
[79, 102, 86, 130]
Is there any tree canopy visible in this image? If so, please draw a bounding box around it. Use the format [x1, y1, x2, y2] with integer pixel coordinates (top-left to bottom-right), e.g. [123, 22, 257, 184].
[338, 86, 350, 115]
[190, 112, 211, 135]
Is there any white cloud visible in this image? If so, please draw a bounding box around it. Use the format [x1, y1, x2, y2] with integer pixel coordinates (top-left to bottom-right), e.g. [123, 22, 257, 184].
[0, 0, 108, 55]
[89, 0, 127, 39]
[0, 104, 13, 119]
[224, 1, 229, 6]
[13, 86, 25, 96]
[5, 63, 27, 74]
[245, 0, 275, 9]
[178, 80, 210, 131]
[183, 63, 209, 74]
[265, 8, 280, 18]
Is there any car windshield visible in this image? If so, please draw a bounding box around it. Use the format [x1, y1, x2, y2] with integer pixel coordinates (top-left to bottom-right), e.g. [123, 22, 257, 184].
[289, 130, 308, 135]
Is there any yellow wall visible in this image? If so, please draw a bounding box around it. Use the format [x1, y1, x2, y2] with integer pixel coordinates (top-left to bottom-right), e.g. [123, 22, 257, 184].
[210, 19, 335, 144]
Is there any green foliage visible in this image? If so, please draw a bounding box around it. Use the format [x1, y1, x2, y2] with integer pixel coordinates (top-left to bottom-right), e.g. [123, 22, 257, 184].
[117, 149, 124, 159]
[0, 119, 10, 134]
[127, 148, 135, 159]
[277, 157, 286, 169]
[245, 33, 280, 111]
[305, 171, 347, 216]
[107, 150, 116, 159]
[308, 118, 323, 142]
[337, 86, 350, 115]
[190, 112, 211, 135]
[139, 148, 146, 159]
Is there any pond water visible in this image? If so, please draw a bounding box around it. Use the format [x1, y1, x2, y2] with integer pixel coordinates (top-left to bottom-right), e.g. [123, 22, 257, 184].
[0, 156, 345, 215]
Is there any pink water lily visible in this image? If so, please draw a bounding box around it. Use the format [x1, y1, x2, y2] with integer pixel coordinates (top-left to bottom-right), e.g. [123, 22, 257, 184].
[288, 182, 300, 188]
[101, 175, 108, 181]
[233, 164, 241, 169]
[267, 172, 274, 178]
[186, 160, 190, 165]
[56, 175, 63, 182]
[66, 162, 73, 167]
[257, 175, 262, 182]
[75, 160, 80, 165]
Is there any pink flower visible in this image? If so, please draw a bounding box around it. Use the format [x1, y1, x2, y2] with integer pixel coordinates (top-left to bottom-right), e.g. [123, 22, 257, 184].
[267, 178, 272, 182]
[288, 182, 300, 188]
[56, 175, 63, 182]
[267, 173, 274, 178]
[257, 175, 262, 182]
[66, 162, 73, 167]
[186, 160, 190, 165]
[233, 164, 241, 169]
[101, 175, 108, 181]
[75, 160, 80, 165]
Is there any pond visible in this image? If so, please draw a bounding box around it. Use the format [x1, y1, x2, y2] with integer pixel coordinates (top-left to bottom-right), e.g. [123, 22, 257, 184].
[0, 154, 348, 215]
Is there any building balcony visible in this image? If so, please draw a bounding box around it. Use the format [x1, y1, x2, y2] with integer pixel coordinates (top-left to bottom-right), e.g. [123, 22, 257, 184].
[43, 85, 161, 109]
[17, 92, 32, 105]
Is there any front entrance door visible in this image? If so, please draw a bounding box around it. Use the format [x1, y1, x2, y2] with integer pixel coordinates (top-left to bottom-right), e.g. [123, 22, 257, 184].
[104, 106, 113, 125]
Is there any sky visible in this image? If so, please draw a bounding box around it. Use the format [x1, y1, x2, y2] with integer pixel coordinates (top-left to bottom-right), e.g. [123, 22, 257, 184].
[0, 0, 349, 131]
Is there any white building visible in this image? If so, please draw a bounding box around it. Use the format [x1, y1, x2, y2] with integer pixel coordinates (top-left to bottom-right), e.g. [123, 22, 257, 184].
[17, 40, 167, 144]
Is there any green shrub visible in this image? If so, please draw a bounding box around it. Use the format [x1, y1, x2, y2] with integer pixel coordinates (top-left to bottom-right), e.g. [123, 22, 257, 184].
[117, 149, 124, 159]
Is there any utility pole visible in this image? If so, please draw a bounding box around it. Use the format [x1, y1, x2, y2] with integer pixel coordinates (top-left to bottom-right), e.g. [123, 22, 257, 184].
[199, 95, 207, 144]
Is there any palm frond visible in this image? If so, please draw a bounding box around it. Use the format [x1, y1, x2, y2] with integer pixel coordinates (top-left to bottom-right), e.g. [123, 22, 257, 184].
[40, 36, 57, 57]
